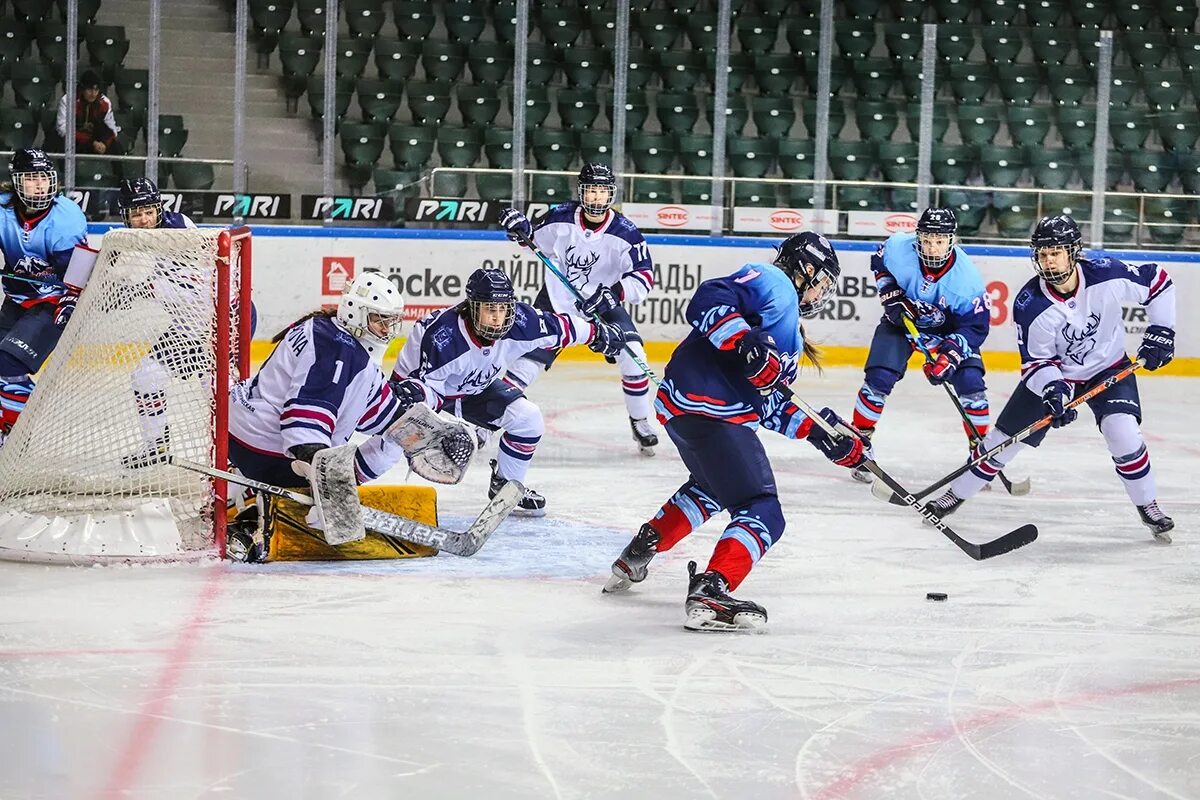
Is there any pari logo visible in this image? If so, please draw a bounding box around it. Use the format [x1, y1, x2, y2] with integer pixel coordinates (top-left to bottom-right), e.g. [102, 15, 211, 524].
[768, 209, 805, 232]
[656, 205, 689, 227]
[214, 194, 284, 218]
[884, 213, 919, 233]
[310, 196, 387, 220]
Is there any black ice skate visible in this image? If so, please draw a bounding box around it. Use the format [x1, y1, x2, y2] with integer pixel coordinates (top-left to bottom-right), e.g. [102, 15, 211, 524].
[924, 489, 965, 521]
[683, 561, 767, 632]
[489, 459, 545, 517]
[121, 430, 171, 469]
[629, 417, 658, 456]
[602, 523, 660, 593]
[850, 429, 874, 484]
[1137, 501, 1174, 544]
[225, 518, 269, 563]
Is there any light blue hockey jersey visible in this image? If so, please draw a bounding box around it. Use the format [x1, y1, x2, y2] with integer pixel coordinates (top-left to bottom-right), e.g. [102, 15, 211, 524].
[0, 194, 88, 307]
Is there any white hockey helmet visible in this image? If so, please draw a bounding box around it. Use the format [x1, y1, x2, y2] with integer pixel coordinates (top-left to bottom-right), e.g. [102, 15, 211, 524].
[337, 272, 405, 361]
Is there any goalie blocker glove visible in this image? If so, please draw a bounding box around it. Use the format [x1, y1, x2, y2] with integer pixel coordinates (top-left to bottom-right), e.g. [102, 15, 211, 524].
[923, 333, 967, 385]
[1138, 325, 1174, 371]
[732, 327, 784, 395]
[1041, 380, 1077, 428]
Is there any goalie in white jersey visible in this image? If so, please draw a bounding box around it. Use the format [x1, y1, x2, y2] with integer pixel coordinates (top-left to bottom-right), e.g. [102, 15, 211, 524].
[926, 215, 1177, 541]
[392, 267, 625, 516]
[498, 162, 660, 456]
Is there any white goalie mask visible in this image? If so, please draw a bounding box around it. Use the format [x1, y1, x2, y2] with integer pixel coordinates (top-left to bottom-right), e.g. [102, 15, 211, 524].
[337, 272, 405, 362]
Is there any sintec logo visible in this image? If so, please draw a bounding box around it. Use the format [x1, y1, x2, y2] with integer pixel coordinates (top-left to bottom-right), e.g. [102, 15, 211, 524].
[656, 205, 689, 227]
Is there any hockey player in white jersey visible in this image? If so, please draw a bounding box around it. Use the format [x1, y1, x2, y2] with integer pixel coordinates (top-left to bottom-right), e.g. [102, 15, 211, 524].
[925, 216, 1177, 541]
[498, 162, 660, 455]
[392, 267, 625, 516]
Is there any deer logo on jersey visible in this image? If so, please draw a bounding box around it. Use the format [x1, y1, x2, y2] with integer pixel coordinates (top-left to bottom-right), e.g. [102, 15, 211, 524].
[1062, 312, 1101, 365]
[563, 245, 601, 285]
[456, 364, 501, 393]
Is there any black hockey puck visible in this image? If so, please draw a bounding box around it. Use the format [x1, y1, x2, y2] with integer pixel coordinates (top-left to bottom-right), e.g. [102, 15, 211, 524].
[926, 592, 948, 601]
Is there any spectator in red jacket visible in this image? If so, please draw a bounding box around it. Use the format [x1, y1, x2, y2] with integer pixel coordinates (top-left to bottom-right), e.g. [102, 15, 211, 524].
[53, 70, 125, 157]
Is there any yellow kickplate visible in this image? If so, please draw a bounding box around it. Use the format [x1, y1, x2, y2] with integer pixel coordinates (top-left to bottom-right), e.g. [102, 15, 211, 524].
[266, 485, 439, 561]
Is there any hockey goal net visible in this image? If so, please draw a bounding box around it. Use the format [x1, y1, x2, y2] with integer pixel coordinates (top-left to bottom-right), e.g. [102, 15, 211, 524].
[0, 227, 252, 563]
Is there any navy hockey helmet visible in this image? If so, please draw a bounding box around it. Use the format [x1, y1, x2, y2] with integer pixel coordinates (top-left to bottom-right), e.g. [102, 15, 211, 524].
[118, 178, 164, 228]
[1030, 214, 1082, 284]
[577, 162, 616, 217]
[774, 231, 841, 319]
[465, 267, 516, 340]
[915, 207, 957, 271]
[9, 148, 57, 213]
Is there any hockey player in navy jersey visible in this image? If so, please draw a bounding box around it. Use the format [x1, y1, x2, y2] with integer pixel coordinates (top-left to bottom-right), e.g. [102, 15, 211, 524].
[0, 149, 87, 442]
[392, 267, 625, 516]
[119, 176, 194, 229]
[498, 162, 660, 456]
[602, 233, 872, 632]
[925, 215, 1177, 542]
[849, 208, 992, 482]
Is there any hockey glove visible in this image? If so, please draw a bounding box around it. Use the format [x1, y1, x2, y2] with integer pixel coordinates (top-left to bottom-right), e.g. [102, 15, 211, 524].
[878, 280, 910, 328]
[389, 377, 428, 414]
[588, 320, 625, 358]
[923, 334, 967, 386]
[54, 289, 79, 329]
[576, 284, 619, 318]
[805, 408, 871, 469]
[498, 207, 533, 244]
[1041, 380, 1077, 429]
[1137, 324, 1175, 371]
[734, 327, 784, 395]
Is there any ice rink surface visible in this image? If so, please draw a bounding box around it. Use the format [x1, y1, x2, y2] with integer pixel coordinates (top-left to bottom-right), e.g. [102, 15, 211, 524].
[1, 362, 1197, 800]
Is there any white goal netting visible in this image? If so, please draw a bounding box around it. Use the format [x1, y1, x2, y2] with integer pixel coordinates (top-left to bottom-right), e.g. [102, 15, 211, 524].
[0, 227, 251, 563]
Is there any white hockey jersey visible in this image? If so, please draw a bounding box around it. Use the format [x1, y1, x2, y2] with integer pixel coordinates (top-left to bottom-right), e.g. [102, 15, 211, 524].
[532, 202, 654, 314]
[1013, 256, 1175, 395]
[392, 302, 593, 405]
[229, 314, 402, 480]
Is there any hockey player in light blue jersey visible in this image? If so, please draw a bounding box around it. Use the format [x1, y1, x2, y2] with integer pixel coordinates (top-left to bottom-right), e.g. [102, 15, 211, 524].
[0, 149, 87, 440]
[926, 215, 1177, 542]
[849, 207, 992, 481]
[392, 267, 625, 516]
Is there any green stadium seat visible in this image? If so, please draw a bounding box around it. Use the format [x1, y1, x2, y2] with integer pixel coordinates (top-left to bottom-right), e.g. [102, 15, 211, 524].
[577, 129, 614, 165]
[1074, 149, 1126, 190]
[13, 0, 54, 24]
[1028, 149, 1075, 189]
[706, 52, 754, 93]
[515, 85, 551, 128]
[659, 91, 701, 135]
[839, 185, 886, 211]
[1104, 195, 1139, 242]
[940, 189, 989, 235]
[844, 0, 887, 19]
[483, 127, 514, 169]
[783, 183, 833, 210]
[85, 25, 130, 80]
[113, 67, 149, 114]
[1128, 151, 1176, 193]
[112, 109, 142, 147]
[1120, 31, 1169, 69]
[157, 114, 189, 158]
[374, 167, 422, 201]
[436, 126, 483, 169]
[995, 64, 1043, 105]
[492, 0, 518, 43]
[657, 51, 704, 92]
[1109, 108, 1149, 151]
[954, 104, 1002, 146]
[737, 15, 778, 54]
[0, 17, 33, 65]
[801, 56, 848, 94]
[1029, 28, 1075, 65]
[1070, 1, 1110, 27]
[526, 42, 559, 86]
[1142, 70, 1186, 110]
[375, 39, 420, 82]
[1158, 110, 1200, 152]
[891, 0, 926, 22]
[854, 100, 900, 142]
[980, 0, 1021, 24]
[1055, 106, 1096, 150]
[457, 84, 501, 128]
[0, 108, 37, 150]
[1040, 190, 1090, 219]
[785, 15, 820, 58]
[897, 59, 934, 101]
[428, 169, 466, 199]
[248, 0, 292, 56]
[877, 141, 919, 183]
[672, 133, 710, 175]
[587, 8, 618, 48]
[1108, 68, 1140, 106]
[623, 48, 657, 91]
[753, 53, 798, 96]
[35, 21, 78, 82]
[629, 131, 676, 173]
[629, 178, 674, 203]
[947, 62, 993, 104]
[833, 20, 874, 61]
[171, 161, 215, 191]
[992, 193, 1038, 240]
[1176, 33, 1200, 73]
[539, 8, 585, 48]
[705, 94, 750, 136]
[1113, 3, 1155, 29]
[464, 41, 510, 84]
[777, 138, 814, 179]
[335, 36, 372, 80]
[1142, 196, 1192, 244]
[407, 80, 453, 126]
[392, 0, 435, 38]
[1160, 0, 1199, 30]
[727, 138, 776, 178]
[1175, 152, 1200, 193]
[357, 78, 403, 123]
[1024, 0, 1068, 25]
[931, 143, 975, 184]
[344, 0, 385, 39]
[444, 1, 487, 43]
[278, 33, 323, 103]
[751, 96, 796, 138]
[421, 41, 466, 83]
[75, 157, 118, 189]
[11, 63, 57, 112]
[884, 23, 923, 61]
[1047, 65, 1092, 105]
[904, 103, 950, 143]
[1006, 105, 1052, 147]
[978, 145, 1027, 186]
[295, 0, 328, 35]
[529, 128, 576, 171]
[980, 27, 1025, 63]
[341, 121, 387, 174]
[635, 10, 680, 50]
[685, 13, 721, 51]
[475, 171, 513, 202]
[390, 124, 436, 171]
[562, 45, 610, 89]
[936, 24, 975, 62]
[933, 0, 975, 22]
[306, 75, 354, 122]
[607, 89, 650, 132]
[849, 59, 896, 100]
[557, 88, 600, 130]
[803, 99, 847, 138]
[679, 179, 714, 205]
[828, 140, 876, 181]
[735, 182, 778, 208]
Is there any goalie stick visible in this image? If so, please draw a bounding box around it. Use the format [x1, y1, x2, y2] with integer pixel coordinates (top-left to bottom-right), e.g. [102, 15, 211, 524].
[169, 456, 524, 557]
[784, 388, 1037, 561]
[871, 358, 1144, 508]
[901, 313, 1030, 496]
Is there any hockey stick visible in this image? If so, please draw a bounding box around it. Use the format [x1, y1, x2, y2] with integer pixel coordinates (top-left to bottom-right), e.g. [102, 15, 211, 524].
[1, 272, 65, 289]
[871, 359, 1144, 507]
[901, 313, 1030, 496]
[513, 232, 662, 386]
[169, 456, 524, 557]
[784, 388, 1037, 560]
